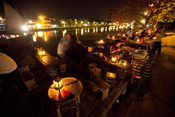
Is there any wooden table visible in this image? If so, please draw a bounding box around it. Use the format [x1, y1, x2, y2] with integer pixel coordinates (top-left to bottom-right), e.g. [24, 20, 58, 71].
[34, 52, 65, 76]
[87, 53, 131, 79]
[94, 41, 105, 52]
[124, 41, 152, 53]
[48, 77, 83, 117]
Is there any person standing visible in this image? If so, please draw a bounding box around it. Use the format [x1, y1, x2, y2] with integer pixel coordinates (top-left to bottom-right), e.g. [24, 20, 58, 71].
[57, 33, 70, 59]
[140, 29, 148, 39]
[127, 28, 134, 40]
[152, 26, 165, 56]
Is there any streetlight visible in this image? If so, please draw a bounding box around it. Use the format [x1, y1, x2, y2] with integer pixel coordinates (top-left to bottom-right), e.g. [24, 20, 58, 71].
[141, 20, 145, 24]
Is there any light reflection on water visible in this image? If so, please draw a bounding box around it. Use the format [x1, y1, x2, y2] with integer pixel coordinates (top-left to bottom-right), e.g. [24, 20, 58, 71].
[81, 29, 84, 35]
[32, 26, 120, 42]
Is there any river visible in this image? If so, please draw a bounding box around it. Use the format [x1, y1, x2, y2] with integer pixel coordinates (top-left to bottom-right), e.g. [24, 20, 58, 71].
[32, 26, 126, 57]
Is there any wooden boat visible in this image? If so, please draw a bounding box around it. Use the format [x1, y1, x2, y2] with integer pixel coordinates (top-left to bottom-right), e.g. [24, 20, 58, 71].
[0, 34, 33, 53]
[0, 1, 35, 58]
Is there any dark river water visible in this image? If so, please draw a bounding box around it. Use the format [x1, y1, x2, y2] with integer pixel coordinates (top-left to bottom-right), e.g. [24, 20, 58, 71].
[32, 26, 126, 57]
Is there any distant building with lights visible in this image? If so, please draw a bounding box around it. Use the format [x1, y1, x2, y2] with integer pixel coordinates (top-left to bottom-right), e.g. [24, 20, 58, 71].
[0, 13, 6, 30]
[34, 16, 57, 29]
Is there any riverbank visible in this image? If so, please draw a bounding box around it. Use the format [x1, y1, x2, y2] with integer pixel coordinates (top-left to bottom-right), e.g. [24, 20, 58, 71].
[0, 25, 111, 34]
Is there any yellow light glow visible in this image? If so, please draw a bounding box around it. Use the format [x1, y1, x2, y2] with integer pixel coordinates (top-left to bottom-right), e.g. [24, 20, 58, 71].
[112, 36, 115, 39]
[36, 23, 41, 28]
[137, 39, 140, 42]
[44, 33, 47, 41]
[101, 27, 104, 33]
[93, 28, 95, 33]
[141, 20, 145, 24]
[88, 47, 93, 52]
[38, 51, 42, 56]
[42, 51, 46, 55]
[38, 31, 43, 37]
[81, 29, 84, 35]
[33, 35, 36, 42]
[112, 57, 117, 62]
[119, 26, 122, 29]
[63, 29, 67, 37]
[28, 20, 33, 23]
[59, 80, 62, 87]
[62, 21, 65, 24]
[22, 25, 28, 31]
[39, 16, 44, 20]
[23, 33, 27, 36]
[99, 53, 103, 58]
[124, 62, 126, 66]
[99, 39, 104, 43]
[55, 82, 58, 87]
[144, 12, 147, 15]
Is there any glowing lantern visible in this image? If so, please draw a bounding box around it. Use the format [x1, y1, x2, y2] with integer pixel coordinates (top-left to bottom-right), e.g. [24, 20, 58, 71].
[99, 39, 104, 44]
[124, 62, 126, 66]
[99, 53, 103, 58]
[88, 47, 93, 52]
[112, 57, 117, 62]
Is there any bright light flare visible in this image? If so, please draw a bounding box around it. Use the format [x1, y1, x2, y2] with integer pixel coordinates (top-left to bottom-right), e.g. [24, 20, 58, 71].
[33, 35, 36, 42]
[124, 62, 126, 66]
[22, 25, 28, 31]
[63, 30, 67, 36]
[36, 23, 41, 29]
[141, 20, 145, 24]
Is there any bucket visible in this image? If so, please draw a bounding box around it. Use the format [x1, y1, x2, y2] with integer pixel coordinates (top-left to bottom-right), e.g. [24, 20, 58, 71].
[47, 67, 58, 78]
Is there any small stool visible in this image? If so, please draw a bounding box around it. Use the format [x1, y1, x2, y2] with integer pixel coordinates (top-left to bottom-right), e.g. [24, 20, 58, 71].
[90, 67, 101, 79]
[131, 75, 142, 88]
[56, 96, 80, 117]
[89, 63, 97, 70]
[18, 66, 38, 91]
[90, 77, 111, 100]
[106, 72, 116, 87]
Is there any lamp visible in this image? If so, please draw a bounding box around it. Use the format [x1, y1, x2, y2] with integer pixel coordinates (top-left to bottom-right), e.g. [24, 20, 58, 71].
[52, 79, 63, 102]
[112, 57, 117, 62]
[99, 39, 104, 44]
[37, 47, 46, 56]
[99, 53, 103, 58]
[88, 47, 93, 52]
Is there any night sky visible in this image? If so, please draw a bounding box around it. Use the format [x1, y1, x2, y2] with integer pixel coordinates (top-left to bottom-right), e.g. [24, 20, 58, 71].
[0, 0, 121, 20]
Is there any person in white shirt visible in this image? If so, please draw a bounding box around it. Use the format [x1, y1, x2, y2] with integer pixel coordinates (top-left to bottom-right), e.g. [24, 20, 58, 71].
[152, 26, 165, 56]
[57, 33, 70, 59]
[127, 28, 134, 40]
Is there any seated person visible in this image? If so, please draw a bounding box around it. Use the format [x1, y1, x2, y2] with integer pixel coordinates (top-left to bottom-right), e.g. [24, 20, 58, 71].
[76, 36, 86, 47]
[110, 41, 122, 54]
[66, 36, 86, 62]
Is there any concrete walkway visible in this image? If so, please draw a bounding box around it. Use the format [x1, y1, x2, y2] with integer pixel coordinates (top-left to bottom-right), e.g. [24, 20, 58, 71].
[125, 33, 175, 117]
